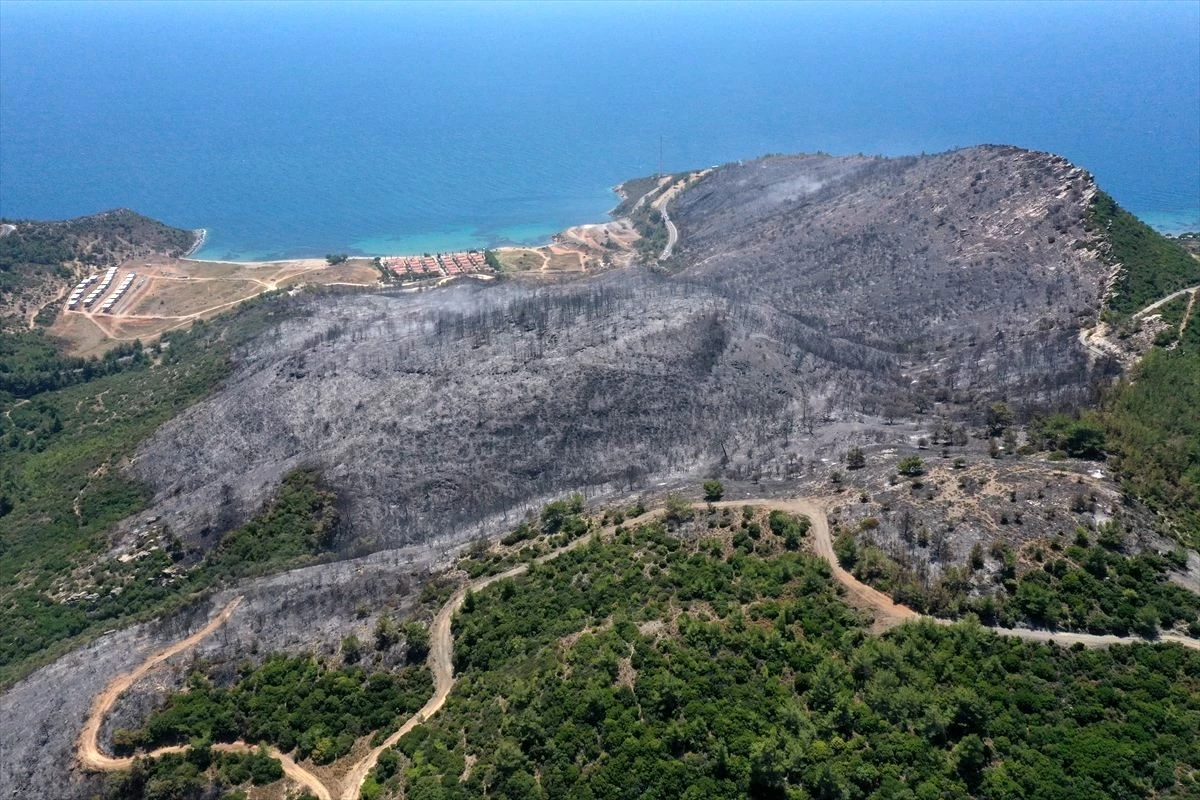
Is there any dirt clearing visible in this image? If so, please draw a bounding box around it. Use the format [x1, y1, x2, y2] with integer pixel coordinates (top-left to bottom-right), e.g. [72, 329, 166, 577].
[46, 256, 381, 356]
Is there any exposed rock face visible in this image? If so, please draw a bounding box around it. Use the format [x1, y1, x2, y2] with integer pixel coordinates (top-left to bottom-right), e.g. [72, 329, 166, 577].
[130, 146, 1114, 558]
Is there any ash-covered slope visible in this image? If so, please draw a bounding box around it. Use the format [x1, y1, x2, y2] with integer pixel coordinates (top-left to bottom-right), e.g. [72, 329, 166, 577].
[131, 146, 1114, 555]
[133, 278, 787, 552]
[673, 146, 1109, 404]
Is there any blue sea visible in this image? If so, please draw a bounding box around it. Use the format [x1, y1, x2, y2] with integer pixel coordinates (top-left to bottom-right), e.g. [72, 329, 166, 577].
[1, 1, 1197, 260]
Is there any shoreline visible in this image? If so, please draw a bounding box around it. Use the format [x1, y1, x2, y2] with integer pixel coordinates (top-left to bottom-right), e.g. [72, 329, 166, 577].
[181, 189, 623, 266]
[183, 211, 1196, 266]
[182, 240, 568, 268]
[606, 181, 631, 216]
[182, 228, 207, 258]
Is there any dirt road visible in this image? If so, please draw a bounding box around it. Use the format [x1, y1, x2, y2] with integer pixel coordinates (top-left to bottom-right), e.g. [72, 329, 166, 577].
[76, 597, 332, 800]
[1178, 288, 1198, 334]
[1080, 284, 1200, 366]
[714, 498, 919, 629]
[78, 496, 1198, 800]
[337, 507, 662, 800]
[726, 499, 1198, 651]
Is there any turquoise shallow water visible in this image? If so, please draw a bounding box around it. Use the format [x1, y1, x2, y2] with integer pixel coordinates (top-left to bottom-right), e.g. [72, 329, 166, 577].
[1, 1, 1197, 259]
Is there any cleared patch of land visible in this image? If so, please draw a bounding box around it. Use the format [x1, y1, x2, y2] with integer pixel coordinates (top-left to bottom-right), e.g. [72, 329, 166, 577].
[495, 220, 640, 275]
[125, 278, 263, 317]
[495, 248, 547, 271]
[47, 256, 381, 356]
[545, 248, 584, 271]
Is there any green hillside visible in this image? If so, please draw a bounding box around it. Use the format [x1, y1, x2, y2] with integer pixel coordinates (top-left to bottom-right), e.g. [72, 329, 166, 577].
[1089, 191, 1200, 316]
[110, 509, 1200, 800]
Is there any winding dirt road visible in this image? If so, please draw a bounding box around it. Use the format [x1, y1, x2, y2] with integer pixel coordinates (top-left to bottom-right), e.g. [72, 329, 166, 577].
[726, 499, 1199, 651]
[1080, 284, 1200, 366]
[78, 496, 1198, 800]
[76, 596, 332, 800]
[723, 499, 919, 629]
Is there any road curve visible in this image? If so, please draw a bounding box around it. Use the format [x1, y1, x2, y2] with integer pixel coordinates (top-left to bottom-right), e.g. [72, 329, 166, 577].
[77, 496, 1199, 800]
[340, 497, 1198, 798]
[78, 598, 244, 772]
[337, 566, 522, 799]
[720, 498, 920, 629]
[76, 596, 333, 800]
[659, 206, 679, 261]
[338, 507, 664, 799]
[1132, 284, 1200, 319]
[715, 499, 1199, 651]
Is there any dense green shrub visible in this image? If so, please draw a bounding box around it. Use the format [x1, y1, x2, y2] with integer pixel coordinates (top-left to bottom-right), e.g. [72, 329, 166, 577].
[137, 655, 431, 764]
[380, 521, 1200, 800]
[1090, 191, 1200, 316]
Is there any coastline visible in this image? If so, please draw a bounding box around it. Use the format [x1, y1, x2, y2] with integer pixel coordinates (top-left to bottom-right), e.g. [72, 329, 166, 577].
[154, 185, 1193, 266]
[183, 234, 572, 267]
[607, 182, 631, 216]
[183, 228, 207, 258]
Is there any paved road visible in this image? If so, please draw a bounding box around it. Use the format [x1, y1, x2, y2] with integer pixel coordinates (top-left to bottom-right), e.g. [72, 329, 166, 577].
[1132, 284, 1199, 319]
[659, 206, 679, 260]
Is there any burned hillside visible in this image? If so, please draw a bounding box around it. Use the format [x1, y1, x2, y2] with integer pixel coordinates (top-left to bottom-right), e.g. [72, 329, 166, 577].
[672, 146, 1113, 411]
[130, 146, 1116, 557]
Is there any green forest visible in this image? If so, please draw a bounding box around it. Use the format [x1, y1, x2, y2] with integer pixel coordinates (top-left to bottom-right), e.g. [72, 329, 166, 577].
[101, 647, 432, 800]
[1086, 192, 1200, 543]
[0, 292, 335, 687]
[124, 654, 432, 764]
[371, 515, 1200, 800]
[59, 481, 1199, 800]
[0, 329, 150, 398]
[103, 747, 285, 800]
[0, 461, 339, 686]
[0, 209, 195, 299]
[1089, 191, 1200, 317]
[631, 206, 669, 262]
[1105, 346, 1200, 544]
[106, 508, 1200, 800]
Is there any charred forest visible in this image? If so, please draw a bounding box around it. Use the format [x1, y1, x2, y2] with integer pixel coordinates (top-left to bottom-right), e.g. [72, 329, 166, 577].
[130, 146, 1118, 560]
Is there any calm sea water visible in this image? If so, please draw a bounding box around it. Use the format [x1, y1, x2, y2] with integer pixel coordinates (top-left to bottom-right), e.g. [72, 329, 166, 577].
[1, 1, 1197, 260]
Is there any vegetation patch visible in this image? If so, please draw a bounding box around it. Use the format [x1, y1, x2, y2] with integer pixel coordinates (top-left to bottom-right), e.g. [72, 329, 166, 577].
[837, 527, 1200, 636]
[1089, 190, 1200, 316]
[375, 520, 1200, 800]
[102, 747, 283, 800]
[0, 293, 326, 687]
[0, 464, 338, 687]
[630, 206, 668, 262]
[119, 654, 431, 765]
[609, 175, 664, 217]
[1103, 346, 1200, 543]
